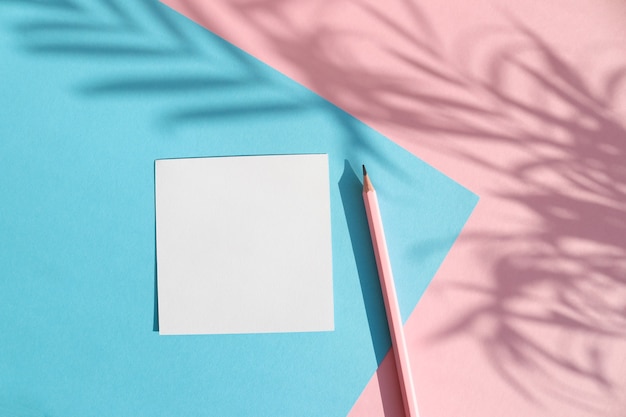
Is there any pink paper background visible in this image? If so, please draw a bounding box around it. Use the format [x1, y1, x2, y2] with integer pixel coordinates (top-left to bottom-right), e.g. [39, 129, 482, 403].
[161, 0, 626, 415]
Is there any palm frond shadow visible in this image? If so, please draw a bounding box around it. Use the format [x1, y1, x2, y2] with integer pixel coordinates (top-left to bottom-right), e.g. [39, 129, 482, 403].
[331, 9, 624, 411]
[435, 20, 625, 411]
[4, 0, 313, 129]
[200, 0, 626, 410]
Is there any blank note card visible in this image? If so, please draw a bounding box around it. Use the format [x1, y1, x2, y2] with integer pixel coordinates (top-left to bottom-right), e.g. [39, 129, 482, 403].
[155, 154, 334, 335]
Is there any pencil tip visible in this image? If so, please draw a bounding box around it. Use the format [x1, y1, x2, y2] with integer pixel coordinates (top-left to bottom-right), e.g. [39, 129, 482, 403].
[362, 165, 374, 191]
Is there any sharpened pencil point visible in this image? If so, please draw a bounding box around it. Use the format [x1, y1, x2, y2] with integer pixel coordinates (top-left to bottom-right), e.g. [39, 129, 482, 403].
[362, 165, 374, 192]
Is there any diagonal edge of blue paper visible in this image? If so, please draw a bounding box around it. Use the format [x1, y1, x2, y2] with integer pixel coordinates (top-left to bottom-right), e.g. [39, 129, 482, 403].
[0, 1, 478, 416]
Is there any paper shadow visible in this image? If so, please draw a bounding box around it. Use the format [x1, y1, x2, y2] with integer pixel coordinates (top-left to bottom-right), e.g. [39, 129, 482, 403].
[153, 183, 159, 332]
[338, 160, 390, 363]
[153, 257, 159, 332]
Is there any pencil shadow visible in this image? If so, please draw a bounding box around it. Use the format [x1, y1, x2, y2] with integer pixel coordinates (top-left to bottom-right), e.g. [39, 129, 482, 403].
[338, 160, 390, 362]
[339, 160, 406, 417]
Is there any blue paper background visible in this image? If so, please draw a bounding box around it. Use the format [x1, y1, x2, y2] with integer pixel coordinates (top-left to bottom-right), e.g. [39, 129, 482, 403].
[0, 1, 477, 416]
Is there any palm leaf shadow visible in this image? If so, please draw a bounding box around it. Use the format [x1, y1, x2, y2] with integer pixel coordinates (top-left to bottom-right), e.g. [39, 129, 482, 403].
[214, 0, 626, 410]
[4, 0, 313, 129]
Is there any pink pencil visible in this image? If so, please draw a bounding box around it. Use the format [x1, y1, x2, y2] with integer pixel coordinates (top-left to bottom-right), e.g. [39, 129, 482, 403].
[362, 165, 420, 417]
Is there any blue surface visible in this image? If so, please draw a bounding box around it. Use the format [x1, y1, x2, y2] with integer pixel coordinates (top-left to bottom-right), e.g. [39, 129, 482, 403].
[0, 1, 478, 416]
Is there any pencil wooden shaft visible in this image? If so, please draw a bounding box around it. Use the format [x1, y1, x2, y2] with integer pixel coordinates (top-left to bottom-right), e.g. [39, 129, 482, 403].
[363, 175, 420, 417]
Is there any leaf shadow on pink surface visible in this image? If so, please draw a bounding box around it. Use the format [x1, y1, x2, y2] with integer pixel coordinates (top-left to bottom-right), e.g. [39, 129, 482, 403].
[424, 22, 626, 413]
[165, 1, 626, 414]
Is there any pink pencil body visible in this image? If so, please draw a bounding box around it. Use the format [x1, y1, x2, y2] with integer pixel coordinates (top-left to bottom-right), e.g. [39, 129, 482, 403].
[362, 167, 420, 417]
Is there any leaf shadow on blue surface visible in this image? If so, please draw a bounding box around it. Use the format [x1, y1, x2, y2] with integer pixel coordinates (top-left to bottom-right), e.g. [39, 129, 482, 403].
[3, 0, 312, 130]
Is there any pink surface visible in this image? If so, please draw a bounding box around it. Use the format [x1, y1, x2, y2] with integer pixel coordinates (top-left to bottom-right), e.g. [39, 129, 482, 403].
[161, 0, 626, 415]
[364, 177, 420, 417]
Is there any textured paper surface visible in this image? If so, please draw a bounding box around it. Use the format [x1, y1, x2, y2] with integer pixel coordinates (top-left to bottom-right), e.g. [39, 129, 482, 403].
[155, 154, 333, 335]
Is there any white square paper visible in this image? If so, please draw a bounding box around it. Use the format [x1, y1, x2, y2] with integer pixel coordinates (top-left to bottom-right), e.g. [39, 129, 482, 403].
[155, 154, 334, 335]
